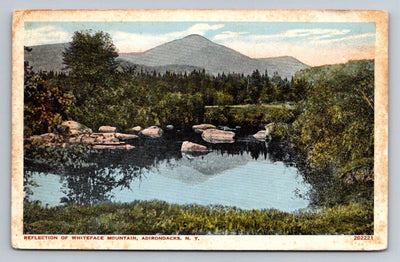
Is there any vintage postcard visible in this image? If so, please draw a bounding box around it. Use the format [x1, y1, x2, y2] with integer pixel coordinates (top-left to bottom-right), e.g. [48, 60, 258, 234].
[11, 9, 388, 250]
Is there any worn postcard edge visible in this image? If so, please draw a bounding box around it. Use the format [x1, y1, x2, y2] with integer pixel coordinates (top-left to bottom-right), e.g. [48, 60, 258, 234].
[11, 9, 388, 250]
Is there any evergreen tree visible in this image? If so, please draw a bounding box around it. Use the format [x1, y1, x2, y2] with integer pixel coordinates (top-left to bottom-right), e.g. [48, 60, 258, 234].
[63, 30, 119, 104]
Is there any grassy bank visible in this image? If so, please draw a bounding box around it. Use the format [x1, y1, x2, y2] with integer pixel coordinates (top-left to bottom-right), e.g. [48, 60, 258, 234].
[203, 103, 297, 128]
[204, 102, 295, 110]
[24, 200, 373, 235]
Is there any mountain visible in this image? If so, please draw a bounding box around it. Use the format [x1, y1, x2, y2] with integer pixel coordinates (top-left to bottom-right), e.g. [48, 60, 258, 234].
[24, 43, 70, 73]
[24, 34, 309, 78]
[256, 56, 311, 80]
[119, 34, 309, 78]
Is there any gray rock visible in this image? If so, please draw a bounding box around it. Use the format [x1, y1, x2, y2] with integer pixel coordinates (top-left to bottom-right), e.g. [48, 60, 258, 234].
[201, 129, 235, 144]
[80, 136, 97, 145]
[253, 130, 268, 140]
[127, 126, 143, 133]
[27, 133, 62, 146]
[181, 141, 209, 153]
[91, 132, 119, 143]
[98, 126, 117, 133]
[61, 120, 81, 130]
[165, 125, 174, 130]
[115, 133, 139, 140]
[26, 128, 137, 150]
[192, 124, 216, 133]
[265, 122, 276, 136]
[140, 126, 163, 138]
[60, 120, 92, 135]
[93, 144, 135, 150]
[220, 126, 236, 131]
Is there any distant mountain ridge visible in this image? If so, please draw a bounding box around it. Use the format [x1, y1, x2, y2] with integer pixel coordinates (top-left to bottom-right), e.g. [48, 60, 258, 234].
[24, 43, 70, 73]
[24, 34, 309, 78]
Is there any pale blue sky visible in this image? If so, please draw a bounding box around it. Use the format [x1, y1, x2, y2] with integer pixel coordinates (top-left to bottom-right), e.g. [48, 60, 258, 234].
[25, 21, 375, 66]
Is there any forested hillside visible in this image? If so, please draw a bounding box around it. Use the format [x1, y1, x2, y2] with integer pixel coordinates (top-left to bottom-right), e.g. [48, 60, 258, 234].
[289, 60, 374, 207]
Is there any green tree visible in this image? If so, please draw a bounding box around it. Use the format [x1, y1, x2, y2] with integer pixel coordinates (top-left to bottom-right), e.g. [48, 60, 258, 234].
[154, 92, 205, 125]
[63, 30, 119, 105]
[62, 31, 123, 129]
[290, 60, 374, 206]
[24, 62, 73, 136]
[214, 91, 234, 105]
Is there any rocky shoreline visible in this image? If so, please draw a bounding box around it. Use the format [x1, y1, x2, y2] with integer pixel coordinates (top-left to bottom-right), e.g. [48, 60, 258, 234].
[25, 121, 275, 151]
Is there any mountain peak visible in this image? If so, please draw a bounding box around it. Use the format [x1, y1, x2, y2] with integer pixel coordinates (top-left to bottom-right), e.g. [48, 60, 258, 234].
[181, 34, 213, 44]
[184, 34, 208, 39]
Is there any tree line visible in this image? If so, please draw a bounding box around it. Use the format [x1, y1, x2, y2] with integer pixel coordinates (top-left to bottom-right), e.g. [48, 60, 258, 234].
[24, 30, 305, 135]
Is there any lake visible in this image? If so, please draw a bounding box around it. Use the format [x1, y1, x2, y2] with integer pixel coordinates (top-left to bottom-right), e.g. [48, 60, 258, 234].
[24, 129, 310, 212]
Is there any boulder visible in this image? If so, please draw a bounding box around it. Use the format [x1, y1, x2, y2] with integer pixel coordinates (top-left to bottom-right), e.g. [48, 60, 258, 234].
[219, 126, 236, 131]
[253, 130, 268, 140]
[98, 126, 117, 133]
[68, 136, 80, 144]
[140, 126, 163, 138]
[27, 135, 42, 144]
[100, 132, 115, 139]
[40, 133, 58, 140]
[127, 126, 142, 133]
[104, 136, 120, 143]
[115, 133, 139, 140]
[93, 144, 135, 150]
[90, 132, 119, 143]
[124, 144, 135, 150]
[192, 124, 216, 133]
[80, 135, 97, 145]
[265, 123, 276, 136]
[201, 129, 235, 144]
[61, 120, 81, 130]
[181, 141, 209, 153]
[26, 128, 137, 149]
[27, 133, 62, 145]
[60, 121, 92, 135]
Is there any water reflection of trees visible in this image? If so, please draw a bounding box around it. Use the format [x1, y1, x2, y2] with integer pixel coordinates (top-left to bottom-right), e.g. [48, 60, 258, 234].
[24, 135, 292, 206]
[24, 142, 183, 205]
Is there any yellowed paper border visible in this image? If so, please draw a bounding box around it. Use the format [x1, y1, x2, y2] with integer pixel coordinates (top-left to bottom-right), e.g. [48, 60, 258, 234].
[11, 9, 388, 250]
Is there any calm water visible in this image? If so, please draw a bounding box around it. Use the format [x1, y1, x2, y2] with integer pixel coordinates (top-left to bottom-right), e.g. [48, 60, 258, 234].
[24, 130, 310, 212]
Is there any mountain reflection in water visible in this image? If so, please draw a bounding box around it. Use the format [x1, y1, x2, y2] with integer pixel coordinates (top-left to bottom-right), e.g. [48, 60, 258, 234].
[24, 133, 310, 211]
[157, 151, 260, 184]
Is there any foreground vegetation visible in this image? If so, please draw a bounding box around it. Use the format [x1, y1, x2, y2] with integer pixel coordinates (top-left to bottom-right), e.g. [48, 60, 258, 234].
[24, 200, 373, 235]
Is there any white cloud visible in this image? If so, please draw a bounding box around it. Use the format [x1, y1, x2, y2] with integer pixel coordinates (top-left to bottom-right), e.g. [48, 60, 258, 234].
[25, 23, 225, 52]
[112, 23, 225, 53]
[240, 28, 351, 42]
[25, 25, 71, 46]
[213, 31, 249, 40]
[308, 29, 351, 40]
[185, 23, 225, 35]
[313, 33, 375, 44]
[219, 39, 374, 66]
[212, 28, 374, 65]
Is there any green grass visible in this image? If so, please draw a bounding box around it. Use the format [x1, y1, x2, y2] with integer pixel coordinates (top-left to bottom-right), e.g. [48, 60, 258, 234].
[205, 102, 295, 110]
[24, 200, 373, 235]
